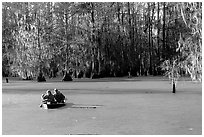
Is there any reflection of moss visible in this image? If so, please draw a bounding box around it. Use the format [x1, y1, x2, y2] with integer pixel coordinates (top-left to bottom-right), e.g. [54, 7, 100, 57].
[91, 73, 100, 79]
[37, 72, 46, 82]
[62, 72, 73, 81]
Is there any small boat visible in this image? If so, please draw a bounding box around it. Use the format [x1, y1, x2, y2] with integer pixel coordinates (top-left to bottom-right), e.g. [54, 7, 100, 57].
[40, 102, 66, 109]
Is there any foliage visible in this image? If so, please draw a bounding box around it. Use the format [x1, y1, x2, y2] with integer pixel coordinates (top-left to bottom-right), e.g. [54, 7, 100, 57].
[177, 2, 202, 81]
[161, 59, 180, 84]
[2, 2, 201, 80]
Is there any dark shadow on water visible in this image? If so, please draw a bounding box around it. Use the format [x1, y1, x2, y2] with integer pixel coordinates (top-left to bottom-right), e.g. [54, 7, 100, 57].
[42, 103, 103, 110]
[62, 102, 74, 109]
[67, 133, 99, 135]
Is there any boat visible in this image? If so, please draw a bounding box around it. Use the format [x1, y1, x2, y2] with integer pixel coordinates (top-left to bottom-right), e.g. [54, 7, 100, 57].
[40, 102, 66, 109]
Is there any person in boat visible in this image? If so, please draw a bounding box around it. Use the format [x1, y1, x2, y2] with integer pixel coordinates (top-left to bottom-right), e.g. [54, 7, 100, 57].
[41, 90, 56, 104]
[53, 88, 66, 103]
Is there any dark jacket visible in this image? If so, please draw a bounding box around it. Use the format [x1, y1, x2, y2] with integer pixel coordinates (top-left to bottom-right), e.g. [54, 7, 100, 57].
[54, 93, 65, 103]
[41, 94, 56, 103]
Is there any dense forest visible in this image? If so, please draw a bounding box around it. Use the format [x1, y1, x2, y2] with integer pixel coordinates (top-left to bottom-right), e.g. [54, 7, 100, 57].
[2, 2, 202, 81]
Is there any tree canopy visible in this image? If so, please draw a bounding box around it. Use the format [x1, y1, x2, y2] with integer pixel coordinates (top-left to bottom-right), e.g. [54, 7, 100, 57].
[2, 2, 202, 81]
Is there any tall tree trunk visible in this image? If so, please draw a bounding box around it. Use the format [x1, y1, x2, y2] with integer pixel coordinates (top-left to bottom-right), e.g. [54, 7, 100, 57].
[157, 2, 160, 63]
[62, 9, 72, 81]
[151, 2, 155, 75]
[97, 30, 101, 75]
[65, 11, 69, 72]
[37, 18, 41, 69]
[37, 13, 46, 82]
[163, 2, 166, 60]
[128, 2, 133, 74]
[91, 2, 96, 76]
[148, 3, 152, 75]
